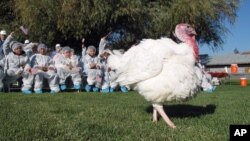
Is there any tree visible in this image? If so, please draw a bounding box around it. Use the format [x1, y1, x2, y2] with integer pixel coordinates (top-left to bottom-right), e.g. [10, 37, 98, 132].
[3, 0, 240, 51]
[0, 0, 16, 32]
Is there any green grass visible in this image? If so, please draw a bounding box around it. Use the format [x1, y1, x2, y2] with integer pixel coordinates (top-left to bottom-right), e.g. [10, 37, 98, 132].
[0, 84, 250, 141]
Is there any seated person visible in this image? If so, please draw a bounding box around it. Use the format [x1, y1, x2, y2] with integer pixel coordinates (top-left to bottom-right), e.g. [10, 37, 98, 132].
[82, 46, 102, 92]
[54, 46, 82, 91]
[70, 48, 81, 69]
[50, 44, 61, 59]
[30, 44, 60, 94]
[4, 32, 33, 94]
[0, 55, 5, 91]
[23, 41, 38, 58]
[100, 50, 128, 93]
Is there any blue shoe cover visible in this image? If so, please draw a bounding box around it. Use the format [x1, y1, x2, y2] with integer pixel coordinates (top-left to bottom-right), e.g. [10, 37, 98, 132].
[204, 88, 213, 93]
[85, 84, 92, 92]
[74, 84, 81, 90]
[60, 85, 67, 91]
[22, 89, 32, 95]
[101, 88, 109, 93]
[109, 87, 115, 92]
[93, 87, 99, 92]
[120, 86, 128, 93]
[212, 86, 216, 91]
[35, 89, 43, 94]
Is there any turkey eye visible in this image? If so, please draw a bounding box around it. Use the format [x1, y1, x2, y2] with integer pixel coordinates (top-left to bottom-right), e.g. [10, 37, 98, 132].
[187, 25, 190, 28]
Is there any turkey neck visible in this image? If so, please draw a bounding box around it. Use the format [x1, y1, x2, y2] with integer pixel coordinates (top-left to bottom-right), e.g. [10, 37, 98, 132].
[185, 36, 199, 61]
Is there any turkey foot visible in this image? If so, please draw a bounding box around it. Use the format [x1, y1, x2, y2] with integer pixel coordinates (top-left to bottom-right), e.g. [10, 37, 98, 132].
[153, 104, 176, 128]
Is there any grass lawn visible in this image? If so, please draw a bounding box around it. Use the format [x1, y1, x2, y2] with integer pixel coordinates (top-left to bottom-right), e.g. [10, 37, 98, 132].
[0, 83, 249, 141]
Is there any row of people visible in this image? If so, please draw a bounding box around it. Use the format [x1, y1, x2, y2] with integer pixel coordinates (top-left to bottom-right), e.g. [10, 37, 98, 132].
[0, 31, 129, 94]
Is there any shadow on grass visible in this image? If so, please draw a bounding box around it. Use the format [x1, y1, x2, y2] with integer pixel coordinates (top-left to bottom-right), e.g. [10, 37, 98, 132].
[146, 104, 216, 118]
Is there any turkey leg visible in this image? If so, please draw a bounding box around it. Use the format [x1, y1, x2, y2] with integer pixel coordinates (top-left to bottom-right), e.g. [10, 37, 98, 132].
[153, 108, 158, 122]
[153, 104, 176, 128]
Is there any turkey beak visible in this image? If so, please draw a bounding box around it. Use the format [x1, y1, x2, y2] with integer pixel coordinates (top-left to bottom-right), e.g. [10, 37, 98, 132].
[191, 30, 197, 36]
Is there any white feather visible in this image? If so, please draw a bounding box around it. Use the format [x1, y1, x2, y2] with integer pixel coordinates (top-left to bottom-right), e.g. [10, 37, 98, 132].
[108, 37, 200, 103]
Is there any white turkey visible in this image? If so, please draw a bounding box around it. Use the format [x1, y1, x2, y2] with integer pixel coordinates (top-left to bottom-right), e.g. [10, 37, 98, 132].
[106, 23, 201, 128]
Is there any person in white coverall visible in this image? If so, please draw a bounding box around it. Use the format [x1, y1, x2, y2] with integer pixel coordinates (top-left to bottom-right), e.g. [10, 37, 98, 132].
[82, 45, 102, 92]
[4, 32, 33, 94]
[0, 55, 5, 91]
[98, 37, 114, 93]
[23, 41, 38, 58]
[99, 54, 118, 93]
[50, 44, 61, 59]
[0, 30, 7, 91]
[98, 36, 128, 93]
[0, 30, 7, 51]
[70, 48, 81, 69]
[54, 46, 82, 91]
[99, 52, 129, 93]
[30, 44, 60, 94]
[2, 31, 14, 56]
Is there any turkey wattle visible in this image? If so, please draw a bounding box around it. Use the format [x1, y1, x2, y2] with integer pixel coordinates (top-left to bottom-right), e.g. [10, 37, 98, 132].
[107, 23, 200, 128]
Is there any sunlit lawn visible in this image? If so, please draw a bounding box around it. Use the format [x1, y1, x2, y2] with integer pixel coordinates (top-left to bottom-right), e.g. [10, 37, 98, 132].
[0, 83, 249, 141]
